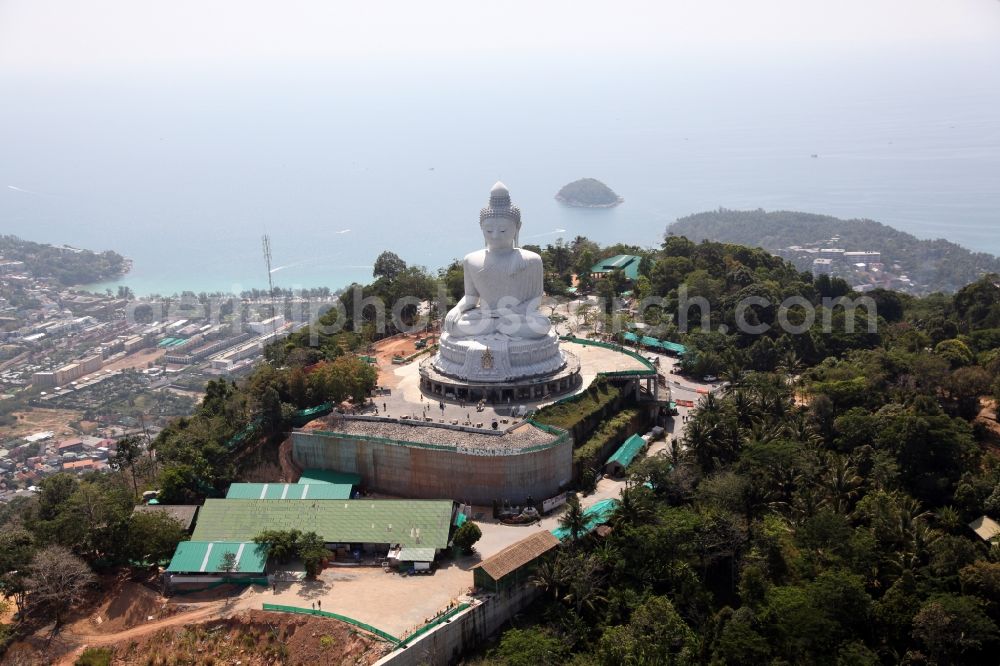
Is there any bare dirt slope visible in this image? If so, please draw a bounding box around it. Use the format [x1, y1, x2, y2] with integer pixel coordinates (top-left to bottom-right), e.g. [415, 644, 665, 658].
[370, 330, 436, 387]
[99, 348, 164, 374]
[38, 610, 391, 666]
[111, 610, 391, 666]
[977, 398, 1000, 455]
[5, 407, 82, 439]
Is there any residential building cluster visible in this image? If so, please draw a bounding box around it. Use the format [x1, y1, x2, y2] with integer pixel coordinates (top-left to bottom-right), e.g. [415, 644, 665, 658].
[775, 238, 915, 292]
[0, 260, 314, 500]
[0, 429, 141, 502]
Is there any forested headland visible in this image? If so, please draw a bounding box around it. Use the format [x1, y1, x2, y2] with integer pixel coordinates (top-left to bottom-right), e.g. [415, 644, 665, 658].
[0, 235, 129, 285]
[668, 209, 1000, 294]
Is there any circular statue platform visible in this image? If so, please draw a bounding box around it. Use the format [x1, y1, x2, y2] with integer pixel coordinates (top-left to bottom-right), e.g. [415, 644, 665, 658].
[419, 349, 581, 404]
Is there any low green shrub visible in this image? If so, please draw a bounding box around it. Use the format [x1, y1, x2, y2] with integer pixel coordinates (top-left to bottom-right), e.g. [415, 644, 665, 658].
[573, 408, 642, 470]
[76, 647, 113, 666]
[533, 379, 620, 432]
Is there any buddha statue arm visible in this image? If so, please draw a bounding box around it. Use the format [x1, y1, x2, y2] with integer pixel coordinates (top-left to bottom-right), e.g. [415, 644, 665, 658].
[444, 260, 480, 332]
[521, 255, 545, 314]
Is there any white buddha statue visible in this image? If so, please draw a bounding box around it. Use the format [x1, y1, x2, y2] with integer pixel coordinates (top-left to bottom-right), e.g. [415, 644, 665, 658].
[444, 181, 551, 339]
[431, 182, 565, 383]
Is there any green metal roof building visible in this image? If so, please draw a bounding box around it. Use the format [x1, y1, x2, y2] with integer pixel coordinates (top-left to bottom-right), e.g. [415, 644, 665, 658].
[590, 254, 642, 281]
[225, 483, 352, 500]
[166, 541, 268, 574]
[191, 499, 455, 550]
[605, 434, 647, 476]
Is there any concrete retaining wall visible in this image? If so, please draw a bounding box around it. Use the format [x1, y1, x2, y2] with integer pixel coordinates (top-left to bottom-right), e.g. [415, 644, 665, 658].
[374, 585, 541, 666]
[292, 430, 572, 505]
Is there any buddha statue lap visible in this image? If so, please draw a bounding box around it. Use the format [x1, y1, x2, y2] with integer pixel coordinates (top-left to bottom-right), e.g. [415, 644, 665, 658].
[432, 182, 565, 382]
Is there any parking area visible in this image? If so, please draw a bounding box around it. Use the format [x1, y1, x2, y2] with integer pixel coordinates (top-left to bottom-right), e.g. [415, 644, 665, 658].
[237, 559, 476, 639]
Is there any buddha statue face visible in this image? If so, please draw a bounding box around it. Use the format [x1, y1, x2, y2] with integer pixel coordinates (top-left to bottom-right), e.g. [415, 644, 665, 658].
[481, 216, 519, 252]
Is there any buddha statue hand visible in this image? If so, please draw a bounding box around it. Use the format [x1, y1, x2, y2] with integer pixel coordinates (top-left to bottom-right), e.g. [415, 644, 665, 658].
[445, 296, 550, 339]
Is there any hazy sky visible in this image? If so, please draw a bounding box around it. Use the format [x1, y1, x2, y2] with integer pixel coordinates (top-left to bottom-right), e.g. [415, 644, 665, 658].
[2, 0, 999, 75]
[2, 1, 999, 293]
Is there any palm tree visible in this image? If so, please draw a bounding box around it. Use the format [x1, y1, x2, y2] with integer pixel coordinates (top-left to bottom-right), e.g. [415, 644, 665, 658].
[742, 418, 782, 446]
[787, 485, 824, 526]
[666, 438, 685, 468]
[559, 494, 588, 543]
[562, 554, 607, 616]
[934, 506, 962, 534]
[611, 486, 654, 529]
[777, 350, 802, 378]
[531, 558, 564, 600]
[782, 410, 822, 445]
[729, 390, 755, 428]
[755, 389, 791, 419]
[698, 392, 722, 417]
[591, 541, 621, 569]
[719, 354, 746, 390]
[889, 520, 942, 578]
[683, 418, 715, 473]
[778, 350, 805, 403]
[820, 454, 863, 514]
[893, 496, 934, 545]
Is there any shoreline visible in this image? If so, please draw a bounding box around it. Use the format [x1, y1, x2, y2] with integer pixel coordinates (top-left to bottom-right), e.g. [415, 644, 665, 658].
[554, 195, 625, 209]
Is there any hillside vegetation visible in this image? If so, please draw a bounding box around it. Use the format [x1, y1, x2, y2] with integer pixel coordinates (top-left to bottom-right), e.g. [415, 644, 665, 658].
[668, 209, 1000, 293]
[478, 275, 1000, 666]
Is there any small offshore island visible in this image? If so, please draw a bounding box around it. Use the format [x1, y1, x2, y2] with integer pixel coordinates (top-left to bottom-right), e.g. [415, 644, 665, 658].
[555, 178, 623, 208]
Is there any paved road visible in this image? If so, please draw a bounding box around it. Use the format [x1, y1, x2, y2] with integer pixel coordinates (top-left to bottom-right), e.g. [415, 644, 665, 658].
[473, 359, 721, 558]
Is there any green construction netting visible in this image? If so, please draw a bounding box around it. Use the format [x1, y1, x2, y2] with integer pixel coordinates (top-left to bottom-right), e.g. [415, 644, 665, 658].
[551, 498, 619, 541]
[292, 403, 332, 427]
[622, 332, 687, 356]
[640, 335, 664, 348]
[403, 603, 471, 645]
[262, 604, 399, 643]
[606, 434, 646, 469]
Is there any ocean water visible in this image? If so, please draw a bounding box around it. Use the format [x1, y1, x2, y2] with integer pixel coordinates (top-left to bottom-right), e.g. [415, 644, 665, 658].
[2, 54, 998, 296]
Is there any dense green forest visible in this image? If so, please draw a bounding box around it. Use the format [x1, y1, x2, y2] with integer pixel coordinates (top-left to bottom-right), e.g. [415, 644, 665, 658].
[668, 209, 1000, 293]
[0, 235, 129, 285]
[471, 271, 1000, 663]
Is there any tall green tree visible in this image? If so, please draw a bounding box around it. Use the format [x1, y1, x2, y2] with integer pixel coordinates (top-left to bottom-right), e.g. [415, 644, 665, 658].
[559, 494, 587, 543]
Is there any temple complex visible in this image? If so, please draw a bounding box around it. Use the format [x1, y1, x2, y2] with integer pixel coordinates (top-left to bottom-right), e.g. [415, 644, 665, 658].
[419, 182, 581, 402]
[291, 181, 662, 505]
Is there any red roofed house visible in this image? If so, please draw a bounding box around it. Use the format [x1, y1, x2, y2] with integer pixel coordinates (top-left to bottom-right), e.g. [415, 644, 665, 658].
[57, 439, 85, 453]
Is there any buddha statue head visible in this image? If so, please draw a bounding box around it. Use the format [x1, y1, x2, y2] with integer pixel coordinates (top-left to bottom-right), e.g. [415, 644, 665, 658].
[480, 181, 521, 250]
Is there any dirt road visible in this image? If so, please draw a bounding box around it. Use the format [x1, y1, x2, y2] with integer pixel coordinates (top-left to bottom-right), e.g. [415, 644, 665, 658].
[53, 600, 227, 665]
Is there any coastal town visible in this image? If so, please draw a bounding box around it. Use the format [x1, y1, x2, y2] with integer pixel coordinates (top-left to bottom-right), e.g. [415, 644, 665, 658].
[0, 255, 329, 502]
